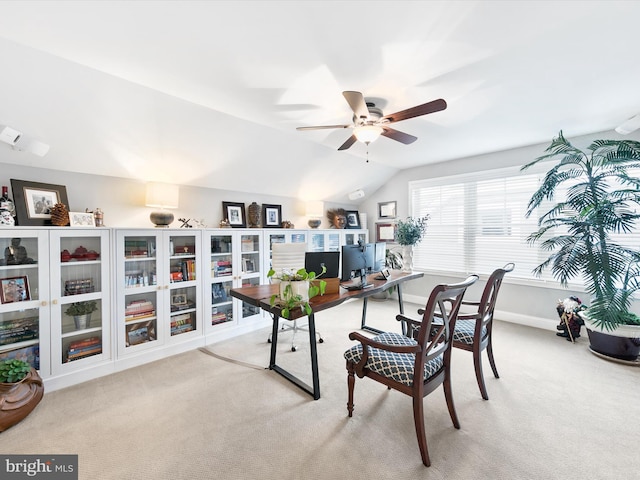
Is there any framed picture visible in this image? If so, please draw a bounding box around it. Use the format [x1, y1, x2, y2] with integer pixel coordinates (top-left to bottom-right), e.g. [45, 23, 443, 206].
[345, 210, 361, 229]
[0, 276, 31, 304]
[378, 200, 397, 219]
[69, 211, 95, 227]
[222, 202, 246, 228]
[262, 204, 282, 228]
[10, 179, 69, 226]
[376, 222, 396, 242]
[171, 293, 188, 306]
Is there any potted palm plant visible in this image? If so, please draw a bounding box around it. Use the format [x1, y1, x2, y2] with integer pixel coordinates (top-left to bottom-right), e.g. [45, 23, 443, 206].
[267, 267, 326, 319]
[0, 359, 44, 431]
[522, 131, 640, 361]
[395, 216, 429, 272]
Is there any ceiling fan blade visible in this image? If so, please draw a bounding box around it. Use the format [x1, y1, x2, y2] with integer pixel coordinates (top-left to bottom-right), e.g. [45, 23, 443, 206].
[296, 124, 351, 131]
[381, 98, 447, 124]
[338, 134, 358, 151]
[343, 91, 369, 121]
[381, 127, 418, 145]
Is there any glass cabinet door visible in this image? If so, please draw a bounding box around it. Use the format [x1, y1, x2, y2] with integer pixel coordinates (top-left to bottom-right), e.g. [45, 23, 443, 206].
[239, 233, 261, 320]
[118, 232, 161, 354]
[0, 231, 49, 376]
[51, 230, 111, 373]
[167, 232, 200, 339]
[209, 233, 234, 328]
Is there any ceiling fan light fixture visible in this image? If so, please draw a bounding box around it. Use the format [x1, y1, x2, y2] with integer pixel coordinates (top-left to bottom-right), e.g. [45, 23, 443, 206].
[354, 125, 383, 144]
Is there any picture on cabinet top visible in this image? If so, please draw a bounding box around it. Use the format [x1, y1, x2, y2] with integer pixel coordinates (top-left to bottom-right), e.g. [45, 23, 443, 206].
[10, 179, 69, 226]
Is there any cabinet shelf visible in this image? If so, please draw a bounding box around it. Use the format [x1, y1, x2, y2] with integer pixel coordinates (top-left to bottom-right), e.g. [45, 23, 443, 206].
[61, 326, 102, 339]
[0, 263, 39, 272]
[0, 338, 39, 353]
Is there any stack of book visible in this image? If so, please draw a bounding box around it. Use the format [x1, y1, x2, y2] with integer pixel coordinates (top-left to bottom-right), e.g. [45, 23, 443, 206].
[67, 336, 101, 362]
[211, 260, 232, 277]
[125, 300, 155, 321]
[0, 317, 39, 346]
[170, 313, 194, 335]
[211, 312, 229, 325]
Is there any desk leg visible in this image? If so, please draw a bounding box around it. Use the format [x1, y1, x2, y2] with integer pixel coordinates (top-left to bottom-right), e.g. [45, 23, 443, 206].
[397, 283, 408, 336]
[269, 313, 279, 368]
[268, 312, 321, 400]
[361, 297, 384, 335]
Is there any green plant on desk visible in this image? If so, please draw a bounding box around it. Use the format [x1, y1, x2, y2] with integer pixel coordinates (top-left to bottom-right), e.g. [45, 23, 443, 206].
[267, 266, 326, 319]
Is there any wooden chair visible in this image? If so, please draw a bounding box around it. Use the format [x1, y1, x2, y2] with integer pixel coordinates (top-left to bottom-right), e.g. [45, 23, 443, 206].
[344, 275, 478, 467]
[420, 263, 514, 400]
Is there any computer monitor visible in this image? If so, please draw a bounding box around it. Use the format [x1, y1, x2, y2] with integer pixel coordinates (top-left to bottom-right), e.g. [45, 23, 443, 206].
[373, 242, 386, 272]
[304, 251, 340, 278]
[341, 243, 375, 283]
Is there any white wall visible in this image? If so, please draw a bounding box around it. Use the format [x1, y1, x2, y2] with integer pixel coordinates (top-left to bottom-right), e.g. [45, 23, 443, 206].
[359, 129, 640, 328]
[0, 160, 351, 230]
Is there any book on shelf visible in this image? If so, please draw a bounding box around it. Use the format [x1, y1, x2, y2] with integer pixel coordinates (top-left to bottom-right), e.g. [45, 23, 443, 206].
[125, 300, 155, 320]
[68, 336, 101, 351]
[211, 260, 232, 277]
[67, 337, 102, 361]
[177, 259, 196, 281]
[211, 312, 229, 325]
[0, 317, 39, 346]
[0, 344, 40, 370]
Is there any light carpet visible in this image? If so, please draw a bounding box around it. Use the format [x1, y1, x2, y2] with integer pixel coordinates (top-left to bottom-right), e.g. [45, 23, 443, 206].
[1, 299, 638, 480]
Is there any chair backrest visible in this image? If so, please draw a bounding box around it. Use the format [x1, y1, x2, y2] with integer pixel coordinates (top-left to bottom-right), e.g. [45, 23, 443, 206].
[416, 275, 479, 374]
[270, 242, 307, 282]
[476, 262, 515, 333]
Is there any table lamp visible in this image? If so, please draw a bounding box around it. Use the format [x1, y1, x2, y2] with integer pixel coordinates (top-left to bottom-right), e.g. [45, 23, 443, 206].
[145, 182, 179, 227]
[306, 201, 324, 228]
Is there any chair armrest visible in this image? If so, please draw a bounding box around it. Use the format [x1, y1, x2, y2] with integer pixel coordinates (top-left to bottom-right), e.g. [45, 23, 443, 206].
[461, 300, 481, 306]
[349, 331, 420, 354]
[457, 312, 482, 321]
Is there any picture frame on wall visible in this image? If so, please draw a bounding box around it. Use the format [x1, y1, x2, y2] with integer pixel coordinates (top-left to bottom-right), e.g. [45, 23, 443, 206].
[0, 275, 31, 304]
[222, 201, 246, 228]
[10, 179, 69, 226]
[345, 210, 361, 229]
[262, 204, 282, 228]
[376, 222, 396, 242]
[378, 200, 397, 219]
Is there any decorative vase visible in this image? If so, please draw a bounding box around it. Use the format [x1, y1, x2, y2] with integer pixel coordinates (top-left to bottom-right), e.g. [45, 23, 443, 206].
[248, 202, 261, 228]
[0, 368, 44, 432]
[401, 245, 414, 273]
[74, 314, 91, 329]
[279, 280, 310, 302]
[581, 314, 640, 363]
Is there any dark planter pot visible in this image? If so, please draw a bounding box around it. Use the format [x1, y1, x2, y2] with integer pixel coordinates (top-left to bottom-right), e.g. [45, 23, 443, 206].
[0, 368, 44, 432]
[586, 328, 640, 362]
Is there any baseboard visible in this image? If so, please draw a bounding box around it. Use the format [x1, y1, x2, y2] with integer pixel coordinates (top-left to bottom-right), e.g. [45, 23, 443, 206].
[402, 293, 557, 332]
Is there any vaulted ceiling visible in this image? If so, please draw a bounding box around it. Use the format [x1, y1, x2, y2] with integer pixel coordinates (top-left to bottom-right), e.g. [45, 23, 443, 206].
[0, 1, 638, 203]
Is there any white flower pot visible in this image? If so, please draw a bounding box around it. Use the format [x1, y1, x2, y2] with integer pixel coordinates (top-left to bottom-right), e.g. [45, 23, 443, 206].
[279, 280, 309, 302]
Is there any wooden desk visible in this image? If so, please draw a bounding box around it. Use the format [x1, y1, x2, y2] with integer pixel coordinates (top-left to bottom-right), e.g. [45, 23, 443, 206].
[230, 270, 424, 400]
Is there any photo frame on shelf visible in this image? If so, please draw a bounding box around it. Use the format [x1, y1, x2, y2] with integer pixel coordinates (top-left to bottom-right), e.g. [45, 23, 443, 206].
[69, 211, 95, 227]
[378, 200, 397, 219]
[171, 293, 188, 306]
[262, 204, 282, 228]
[222, 201, 246, 228]
[376, 222, 396, 242]
[10, 179, 69, 226]
[345, 210, 361, 229]
[0, 275, 31, 304]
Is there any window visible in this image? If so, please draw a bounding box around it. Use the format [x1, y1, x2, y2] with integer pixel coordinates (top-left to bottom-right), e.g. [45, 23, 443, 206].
[409, 165, 583, 286]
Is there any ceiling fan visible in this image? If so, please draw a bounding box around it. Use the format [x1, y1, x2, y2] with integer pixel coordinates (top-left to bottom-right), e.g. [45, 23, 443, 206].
[296, 91, 447, 151]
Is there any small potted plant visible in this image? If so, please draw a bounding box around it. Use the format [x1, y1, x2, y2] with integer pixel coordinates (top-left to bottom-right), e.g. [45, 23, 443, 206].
[267, 266, 326, 319]
[395, 215, 429, 272]
[0, 359, 44, 431]
[65, 300, 98, 329]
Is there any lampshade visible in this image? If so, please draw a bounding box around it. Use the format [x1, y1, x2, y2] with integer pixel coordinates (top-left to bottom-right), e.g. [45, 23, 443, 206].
[145, 182, 179, 227]
[354, 125, 383, 144]
[306, 201, 324, 229]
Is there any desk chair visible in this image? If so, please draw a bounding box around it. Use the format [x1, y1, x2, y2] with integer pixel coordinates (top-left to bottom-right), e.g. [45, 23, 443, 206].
[344, 275, 478, 467]
[268, 242, 323, 351]
[419, 263, 515, 400]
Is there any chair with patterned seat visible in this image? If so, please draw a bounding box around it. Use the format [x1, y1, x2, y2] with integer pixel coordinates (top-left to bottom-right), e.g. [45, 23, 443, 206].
[419, 263, 514, 400]
[344, 275, 478, 467]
